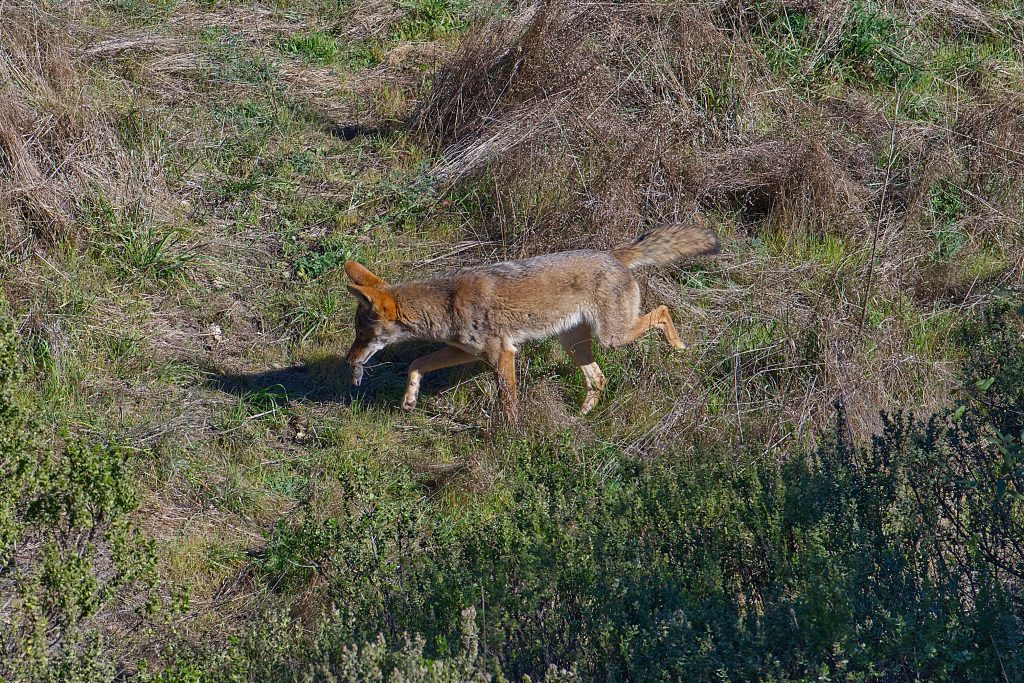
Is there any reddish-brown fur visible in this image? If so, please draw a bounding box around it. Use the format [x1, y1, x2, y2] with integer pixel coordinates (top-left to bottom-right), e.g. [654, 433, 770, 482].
[345, 223, 719, 420]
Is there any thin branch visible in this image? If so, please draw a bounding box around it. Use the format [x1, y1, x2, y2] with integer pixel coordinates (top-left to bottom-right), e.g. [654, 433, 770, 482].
[859, 89, 901, 332]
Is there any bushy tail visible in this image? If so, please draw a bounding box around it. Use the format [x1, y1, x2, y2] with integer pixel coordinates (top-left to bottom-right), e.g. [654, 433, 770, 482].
[611, 223, 720, 268]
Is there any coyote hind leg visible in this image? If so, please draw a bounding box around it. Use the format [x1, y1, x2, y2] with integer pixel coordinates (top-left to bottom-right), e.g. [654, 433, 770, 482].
[617, 305, 686, 350]
[558, 325, 606, 415]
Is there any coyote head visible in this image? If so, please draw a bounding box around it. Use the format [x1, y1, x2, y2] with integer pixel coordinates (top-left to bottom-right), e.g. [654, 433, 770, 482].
[344, 261, 407, 385]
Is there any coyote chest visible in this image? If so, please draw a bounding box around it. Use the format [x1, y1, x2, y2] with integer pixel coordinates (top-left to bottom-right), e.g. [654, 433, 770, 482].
[343, 223, 719, 418]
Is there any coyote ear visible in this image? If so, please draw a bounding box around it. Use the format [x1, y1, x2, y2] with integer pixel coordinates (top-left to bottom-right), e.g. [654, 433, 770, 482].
[345, 261, 385, 287]
[347, 285, 397, 320]
[347, 285, 373, 309]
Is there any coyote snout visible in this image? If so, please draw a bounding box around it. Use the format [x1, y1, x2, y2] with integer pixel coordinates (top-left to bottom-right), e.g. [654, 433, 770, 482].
[343, 223, 720, 419]
[344, 262, 411, 386]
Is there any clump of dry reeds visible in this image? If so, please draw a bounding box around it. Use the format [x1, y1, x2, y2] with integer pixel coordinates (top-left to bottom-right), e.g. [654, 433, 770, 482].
[415, 1, 879, 254]
[0, 3, 169, 247]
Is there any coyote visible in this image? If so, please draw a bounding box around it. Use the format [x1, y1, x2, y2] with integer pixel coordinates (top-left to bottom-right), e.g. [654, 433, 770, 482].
[345, 223, 720, 418]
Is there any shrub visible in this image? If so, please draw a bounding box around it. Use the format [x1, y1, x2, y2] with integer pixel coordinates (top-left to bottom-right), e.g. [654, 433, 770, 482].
[156, 296, 1021, 681]
[0, 316, 160, 681]
[5, 286, 1023, 681]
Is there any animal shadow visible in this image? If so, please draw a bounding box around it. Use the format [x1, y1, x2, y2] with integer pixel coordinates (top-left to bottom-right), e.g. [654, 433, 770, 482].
[204, 341, 481, 409]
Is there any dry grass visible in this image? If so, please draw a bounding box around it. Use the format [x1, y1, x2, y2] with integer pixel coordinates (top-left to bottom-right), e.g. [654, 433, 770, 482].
[0, 3, 168, 246]
[413, 0, 1024, 444]
[416, 1, 875, 254]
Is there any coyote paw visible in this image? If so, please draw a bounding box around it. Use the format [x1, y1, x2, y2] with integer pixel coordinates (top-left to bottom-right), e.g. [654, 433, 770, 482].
[580, 391, 601, 415]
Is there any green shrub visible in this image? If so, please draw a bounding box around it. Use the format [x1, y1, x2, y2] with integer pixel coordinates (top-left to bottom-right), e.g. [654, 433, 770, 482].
[0, 317, 161, 681]
[757, 2, 916, 91]
[6, 299, 1024, 680]
[184, 300, 1018, 682]
[81, 196, 198, 281]
[393, 0, 469, 41]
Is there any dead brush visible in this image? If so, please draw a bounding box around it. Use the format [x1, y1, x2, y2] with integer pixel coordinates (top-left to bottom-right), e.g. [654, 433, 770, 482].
[0, 2, 168, 248]
[415, 0, 872, 253]
[950, 96, 1024, 234]
[86, 32, 207, 103]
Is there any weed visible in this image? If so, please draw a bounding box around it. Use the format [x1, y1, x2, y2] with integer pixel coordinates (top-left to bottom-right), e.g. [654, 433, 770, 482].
[393, 0, 468, 41]
[200, 27, 272, 84]
[115, 108, 163, 151]
[293, 233, 360, 280]
[274, 31, 340, 64]
[766, 230, 857, 267]
[928, 178, 967, 223]
[80, 197, 198, 281]
[102, 0, 175, 23]
[0, 316, 163, 680]
[225, 386, 290, 429]
[932, 226, 966, 259]
[105, 331, 142, 364]
[907, 308, 960, 359]
[338, 40, 388, 68]
[290, 289, 345, 343]
[119, 226, 197, 278]
[757, 2, 915, 90]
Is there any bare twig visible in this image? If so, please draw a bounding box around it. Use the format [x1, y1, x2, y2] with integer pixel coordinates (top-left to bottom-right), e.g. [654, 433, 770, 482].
[859, 89, 901, 332]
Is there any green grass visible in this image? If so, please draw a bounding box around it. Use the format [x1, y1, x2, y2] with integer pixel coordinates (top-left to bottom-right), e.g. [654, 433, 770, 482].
[81, 197, 199, 281]
[928, 178, 967, 223]
[292, 232, 360, 280]
[756, 1, 919, 94]
[274, 31, 340, 63]
[200, 27, 272, 84]
[392, 0, 469, 40]
[765, 229, 860, 267]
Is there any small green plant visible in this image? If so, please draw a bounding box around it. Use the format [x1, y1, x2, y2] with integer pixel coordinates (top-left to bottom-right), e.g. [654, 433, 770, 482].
[274, 31, 340, 63]
[221, 386, 290, 436]
[81, 197, 198, 280]
[293, 234, 359, 280]
[338, 40, 388, 68]
[106, 331, 142, 364]
[927, 179, 969, 259]
[116, 108, 162, 151]
[766, 230, 856, 267]
[928, 178, 967, 223]
[200, 27, 272, 84]
[290, 289, 344, 343]
[833, 2, 910, 85]
[932, 225, 966, 259]
[119, 225, 198, 278]
[102, 0, 175, 23]
[393, 0, 468, 41]
[756, 2, 915, 90]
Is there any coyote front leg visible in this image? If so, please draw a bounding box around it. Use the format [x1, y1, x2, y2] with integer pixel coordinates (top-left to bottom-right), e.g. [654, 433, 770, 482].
[403, 346, 478, 411]
[494, 347, 518, 422]
[558, 325, 606, 414]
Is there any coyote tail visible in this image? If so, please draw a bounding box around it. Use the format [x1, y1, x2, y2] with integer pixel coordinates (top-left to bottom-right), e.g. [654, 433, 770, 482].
[611, 223, 720, 268]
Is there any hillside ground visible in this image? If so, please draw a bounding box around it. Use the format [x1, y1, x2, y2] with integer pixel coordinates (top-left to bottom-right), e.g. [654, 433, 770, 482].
[1, 0, 1023, 680]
